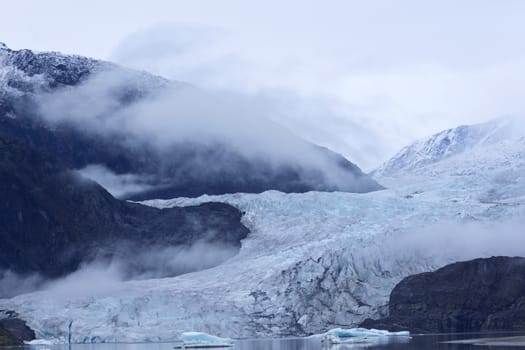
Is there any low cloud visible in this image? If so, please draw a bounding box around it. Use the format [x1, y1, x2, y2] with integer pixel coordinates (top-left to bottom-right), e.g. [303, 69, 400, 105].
[387, 218, 525, 265]
[0, 240, 239, 299]
[110, 19, 525, 169]
[77, 164, 154, 199]
[41, 262, 125, 300]
[119, 240, 239, 280]
[4, 218, 524, 300]
[35, 68, 373, 192]
[0, 270, 45, 299]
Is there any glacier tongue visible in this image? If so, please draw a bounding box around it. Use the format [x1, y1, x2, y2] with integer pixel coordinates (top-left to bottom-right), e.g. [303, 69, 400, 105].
[1, 118, 524, 343]
[1, 181, 523, 342]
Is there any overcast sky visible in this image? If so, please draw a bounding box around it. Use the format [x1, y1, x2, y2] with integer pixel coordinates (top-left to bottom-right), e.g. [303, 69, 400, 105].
[2, 0, 524, 169]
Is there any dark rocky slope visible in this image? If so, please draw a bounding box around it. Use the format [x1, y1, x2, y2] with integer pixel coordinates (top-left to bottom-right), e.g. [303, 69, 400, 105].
[0, 311, 35, 345]
[361, 256, 525, 333]
[0, 43, 382, 199]
[0, 325, 21, 346]
[0, 136, 249, 284]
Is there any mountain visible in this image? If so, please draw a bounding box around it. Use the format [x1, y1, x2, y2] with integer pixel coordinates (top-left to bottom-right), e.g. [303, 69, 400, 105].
[374, 116, 525, 204]
[2, 119, 523, 342]
[375, 116, 525, 178]
[361, 256, 525, 333]
[0, 43, 522, 341]
[0, 312, 35, 345]
[0, 43, 382, 199]
[0, 136, 249, 291]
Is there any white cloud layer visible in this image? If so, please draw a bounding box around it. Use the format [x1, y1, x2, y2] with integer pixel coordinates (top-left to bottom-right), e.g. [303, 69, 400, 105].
[77, 165, 154, 199]
[2, 0, 524, 169]
[36, 70, 373, 191]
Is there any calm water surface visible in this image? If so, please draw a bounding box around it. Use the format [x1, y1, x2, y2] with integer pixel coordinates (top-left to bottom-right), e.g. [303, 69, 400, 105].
[22, 333, 525, 350]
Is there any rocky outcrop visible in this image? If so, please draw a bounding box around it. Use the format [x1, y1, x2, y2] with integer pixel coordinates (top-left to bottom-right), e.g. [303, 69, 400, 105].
[0, 326, 21, 346]
[361, 256, 525, 333]
[0, 136, 249, 287]
[0, 311, 35, 345]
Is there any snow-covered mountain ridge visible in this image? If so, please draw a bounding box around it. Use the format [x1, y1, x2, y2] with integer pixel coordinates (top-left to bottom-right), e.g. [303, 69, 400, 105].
[375, 116, 525, 203]
[0, 41, 169, 94]
[375, 116, 525, 178]
[0, 121, 523, 342]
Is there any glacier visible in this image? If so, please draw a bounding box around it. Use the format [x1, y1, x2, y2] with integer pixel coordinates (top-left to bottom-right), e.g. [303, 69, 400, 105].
[0, 117, 524, 343]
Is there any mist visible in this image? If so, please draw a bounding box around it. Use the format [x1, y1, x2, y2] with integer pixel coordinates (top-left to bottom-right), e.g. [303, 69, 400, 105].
[0, 240, 238, 299]
[28, 20, 525, 174]
[35, 67, 373, 192]
[387, 218, 525, 265]
[0, 270, 45, 299]
[119, 240, 239, 280]
[78, 164, 154, 199]
[36, 70, 310, 160]
[3, 216, 524, 300]
[109, 18, 525, 170]
[3, 2, 525, 169]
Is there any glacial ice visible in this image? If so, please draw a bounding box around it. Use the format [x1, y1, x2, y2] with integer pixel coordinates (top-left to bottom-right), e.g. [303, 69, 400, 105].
[175, 332, 234, 348]
[0, 118, 523, 343]
[25, 338, 63, 345]
[316, 328, 410, 344]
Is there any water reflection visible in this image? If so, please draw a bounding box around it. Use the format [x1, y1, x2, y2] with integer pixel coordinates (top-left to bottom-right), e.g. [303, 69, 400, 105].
[21, 333, 525, 350]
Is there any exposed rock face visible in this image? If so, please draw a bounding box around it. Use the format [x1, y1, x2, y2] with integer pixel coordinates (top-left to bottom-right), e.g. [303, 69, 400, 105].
[0, 43, 382, 199]
[361, 256, 525, 333]
[0, 311, 35, 345]
[0, 136, 249, 283]
[0, 326, 21, 346]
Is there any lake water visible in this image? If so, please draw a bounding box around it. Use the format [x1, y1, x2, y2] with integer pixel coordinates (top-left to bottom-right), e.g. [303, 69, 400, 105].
[21, 333, 525, 350]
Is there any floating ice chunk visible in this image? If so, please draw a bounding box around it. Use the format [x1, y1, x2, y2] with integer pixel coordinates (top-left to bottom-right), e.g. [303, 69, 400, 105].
[25, 338, 63, 345]
[319, 328, 410, 344]
[174, 332, 234, 348]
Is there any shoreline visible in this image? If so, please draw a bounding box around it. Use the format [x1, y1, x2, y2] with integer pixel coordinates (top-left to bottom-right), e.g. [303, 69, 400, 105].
[444, 336, 525, 347]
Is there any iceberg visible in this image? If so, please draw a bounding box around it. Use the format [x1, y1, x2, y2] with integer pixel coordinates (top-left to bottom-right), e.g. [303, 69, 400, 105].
[319, 328, 410, 344]
[174, 332, 234, 348]
[25, 338, 63, 345]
